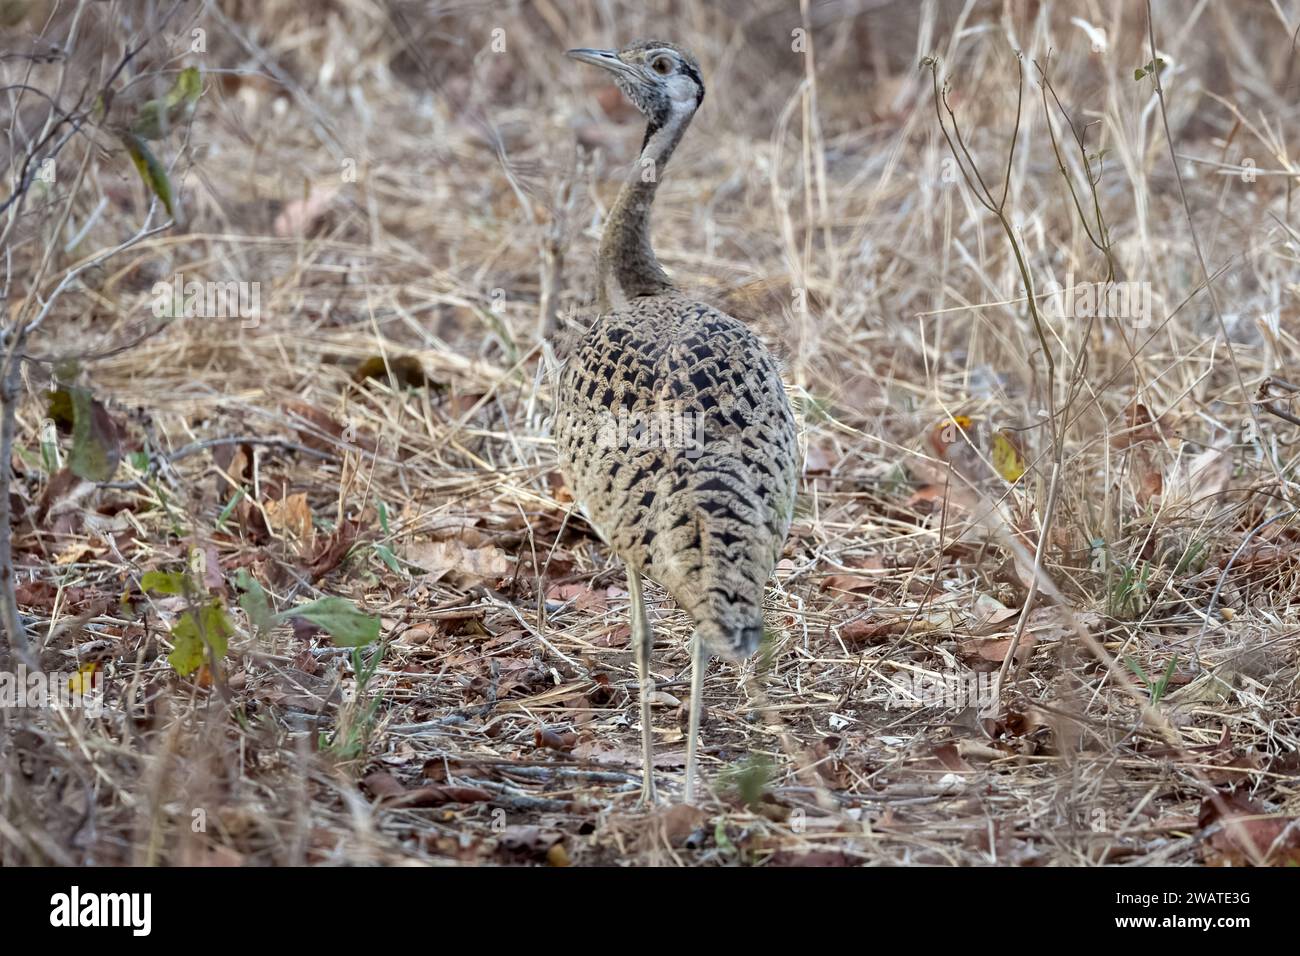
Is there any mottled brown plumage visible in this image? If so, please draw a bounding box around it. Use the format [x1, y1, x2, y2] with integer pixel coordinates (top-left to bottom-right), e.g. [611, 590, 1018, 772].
[557, 299, 797, 656]
[556, 40, 798, 804]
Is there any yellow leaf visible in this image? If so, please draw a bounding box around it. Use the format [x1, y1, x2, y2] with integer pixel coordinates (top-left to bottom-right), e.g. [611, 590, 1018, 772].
[928, 415, 973, 456]
[68, 662, 98, 695]
[547, 843, 571, 867]
[122, 131, 175, 215]
[992, 429, 1027, 482]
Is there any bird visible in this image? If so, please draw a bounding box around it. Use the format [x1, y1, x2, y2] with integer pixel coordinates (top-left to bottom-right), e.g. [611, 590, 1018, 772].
[554, 40, 799, 805]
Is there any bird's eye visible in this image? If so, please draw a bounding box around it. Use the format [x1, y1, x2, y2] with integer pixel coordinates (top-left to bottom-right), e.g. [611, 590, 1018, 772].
[651, 56, 673, 75]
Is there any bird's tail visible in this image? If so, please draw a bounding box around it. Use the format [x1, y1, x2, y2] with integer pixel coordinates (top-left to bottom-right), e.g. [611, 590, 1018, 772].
[695, 618, 764, 661]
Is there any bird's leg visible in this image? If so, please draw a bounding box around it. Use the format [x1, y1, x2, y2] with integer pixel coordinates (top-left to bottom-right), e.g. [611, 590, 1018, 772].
[685, 631, 705, 804]
[627, 567, 657, 806]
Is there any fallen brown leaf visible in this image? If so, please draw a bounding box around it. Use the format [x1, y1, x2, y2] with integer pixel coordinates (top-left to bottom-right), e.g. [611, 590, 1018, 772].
[534, 726, 579, 752]
[393, 785, 493, 807]
[273, 184, 339, 237]
[1199, 790, 1300, 866]
[306, 517, 365, 579]
[404, 539, 512, 586]
[265, 492, 314, 554]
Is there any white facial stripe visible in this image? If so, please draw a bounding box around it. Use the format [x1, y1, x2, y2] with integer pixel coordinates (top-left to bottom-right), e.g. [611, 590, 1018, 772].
[663, 73, 698, 107]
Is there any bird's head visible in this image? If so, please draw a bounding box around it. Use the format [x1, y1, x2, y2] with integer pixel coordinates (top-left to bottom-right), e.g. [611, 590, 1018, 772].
[566, 40, 705, 128]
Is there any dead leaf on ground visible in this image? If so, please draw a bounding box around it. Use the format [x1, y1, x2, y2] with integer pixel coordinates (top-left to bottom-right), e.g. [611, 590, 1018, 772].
[393, 785, 493, 807]
[546, 582, 610, 612]
[1112, 399, 1163, 449]
[36, 468, 94, 525]
[821, 572, 881, 596]
[352, 355, 431, 389]
[904, 482, 950, 512]
[994, 706, 1051, 739]
[306, 517, 365, 579]
[927, 415, 987, 483]
[1020, 604, 1102, 641]
[534, 726, 579, 752]
[283, 400, 377, 454]
[1130, 445, 1164, 507]
[404, 539, 512, 586]
[211, 441, 253, 491]
[653, 804, 707, 846]
[924, 742, 976, 773]
[405, 511, 485, 544]
[768, 849, 859, 866]
[264, 492, 314, 553]
[958, 635, 1035, 668]
[178, 842, 246, 867]
[1199, 790, 1300, 866]
[1162, 445, 1234, 515]
[967, 593, 1020, 634]
[589, 624, 630, 648]
[1166, 668, 1238, 706]
[14, 581, 109, 612]
[361, 770, 406, 800]
[839, 617, 899, 645]
[197, 541, 224, 592]
[572, 738, 685, 769]
[395, 623, 438, 646]
[363, 770, 491, 806]
[497, 825, 564, 858]
[274, 183, 339, 237]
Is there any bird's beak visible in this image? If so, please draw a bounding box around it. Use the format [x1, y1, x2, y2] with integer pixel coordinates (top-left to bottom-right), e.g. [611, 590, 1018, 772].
[565, 47, 638, 80]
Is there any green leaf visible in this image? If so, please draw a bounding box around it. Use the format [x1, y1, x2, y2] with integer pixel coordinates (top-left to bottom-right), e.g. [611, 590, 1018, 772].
[1152, 655, 1179, 705]
[371, 543, 402, 575]
[236, 568, 275, 638]
[167, 67, 202, 110]
[167, 614, 203, 675]
[1124, 655, 1151, 687]
[123, 131, 174, 215]
[200, 599, 235, 644]
[132, 101, 166, 141]
[40, 427, 60, 472]
[45, 388, 74, 429]
[278, 596, 379, 647]
[216, 488, 245, 531]
[713, 820, 736, 854]
[1134, 58, 1166, 82]
[167, 599, 233, 676]
[46, 386, 122, 481]
[53, 358, 80, 381]
[132, 66, 202, 140]
[142, 569, 188, 595]
[720, 754, 773, 811]
[69, 387, 122, 481]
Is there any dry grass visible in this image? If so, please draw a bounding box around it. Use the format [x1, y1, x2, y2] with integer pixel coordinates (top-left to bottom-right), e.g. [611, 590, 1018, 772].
[2, 0, 1299, 866]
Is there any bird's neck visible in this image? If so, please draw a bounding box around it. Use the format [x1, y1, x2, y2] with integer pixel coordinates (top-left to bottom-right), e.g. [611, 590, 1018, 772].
[597, 104, 694, 310]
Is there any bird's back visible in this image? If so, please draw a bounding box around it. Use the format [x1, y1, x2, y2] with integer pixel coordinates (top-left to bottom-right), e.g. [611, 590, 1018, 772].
[555, 294, 798, 659]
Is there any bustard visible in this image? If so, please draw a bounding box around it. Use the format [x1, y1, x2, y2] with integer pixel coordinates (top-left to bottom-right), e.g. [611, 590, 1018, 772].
[555, 40, 798, 804]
